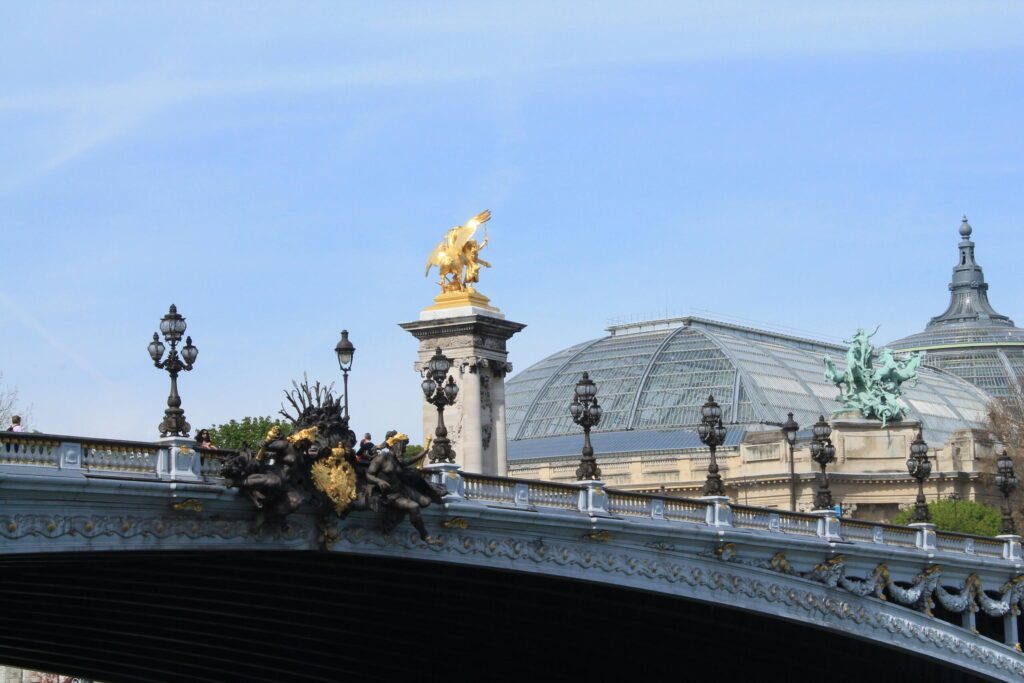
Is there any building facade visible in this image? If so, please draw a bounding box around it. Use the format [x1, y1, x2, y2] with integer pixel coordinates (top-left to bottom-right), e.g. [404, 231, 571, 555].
[500, 217, 1024, 522]
[505, 316, 1002, 519]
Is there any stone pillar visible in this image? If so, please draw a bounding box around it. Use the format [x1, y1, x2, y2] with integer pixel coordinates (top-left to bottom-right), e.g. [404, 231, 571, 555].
[490, 367, 509, 475]
[458, 364, 484, 474]
[401, 298, 525, 476]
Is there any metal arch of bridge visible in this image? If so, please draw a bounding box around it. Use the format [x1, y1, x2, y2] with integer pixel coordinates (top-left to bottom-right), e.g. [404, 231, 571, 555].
[0, 432, 1023, 680]
[0, 551, 995, 683]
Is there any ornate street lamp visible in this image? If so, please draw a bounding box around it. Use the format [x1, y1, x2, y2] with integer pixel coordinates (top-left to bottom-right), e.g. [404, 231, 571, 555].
[809, 415, 836, 510]
[697, 394, 728, 497]
[334, 330, 355, 419]
[570, 372, 603, 480]
[421, 348, 459, 464]
[148, 304, 199, 437]
[781, 412, 799, 512]
[906, 428, 932, 523]
[995, 450, 1018, 535]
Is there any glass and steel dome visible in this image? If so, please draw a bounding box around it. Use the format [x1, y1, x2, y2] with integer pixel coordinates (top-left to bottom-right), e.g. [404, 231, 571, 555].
[888, 218, 1024, 399]
[506, 317, 992, 460]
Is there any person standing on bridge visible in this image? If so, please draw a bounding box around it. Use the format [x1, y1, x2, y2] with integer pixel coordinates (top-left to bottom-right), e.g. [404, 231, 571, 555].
[195, 428, 215, 449]
[356, 433, 374, 464]
[6, 416, 23, 432]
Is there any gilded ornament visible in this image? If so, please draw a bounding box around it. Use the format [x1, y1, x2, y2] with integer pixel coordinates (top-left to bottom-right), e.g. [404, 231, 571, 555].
[310, 446, 358, 515]
[770, 552, 792, 574]
[171, 499, 203, 513]
[441, 517, 469, 530]
[714, 542, 738, 561]
[287, 426, 318, 445]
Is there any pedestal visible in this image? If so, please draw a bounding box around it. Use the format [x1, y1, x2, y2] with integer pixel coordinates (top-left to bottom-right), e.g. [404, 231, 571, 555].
[157, 436, 201, 480]
[423, 462, 465, 499]
[909, 522, 937, 551]
[997, 534, 1022, 561]
[401, 294, 525, 476]
[700, 495, 732, 527]
[578, 479, 609, 515]
[811, 508, 842, 540]
[828, 410, 922, 465]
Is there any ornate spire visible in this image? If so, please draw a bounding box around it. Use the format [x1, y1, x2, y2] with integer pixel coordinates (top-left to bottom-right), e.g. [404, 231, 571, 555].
[926, 216, 1014, 329]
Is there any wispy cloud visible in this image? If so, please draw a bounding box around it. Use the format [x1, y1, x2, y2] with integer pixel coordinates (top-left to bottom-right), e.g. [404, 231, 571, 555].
[0, 292, 113, 386]
[2, 1, 1022, 191]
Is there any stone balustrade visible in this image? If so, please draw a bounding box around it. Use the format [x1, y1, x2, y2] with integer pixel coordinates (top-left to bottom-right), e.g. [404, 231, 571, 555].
[444, 470, 1024, 561]
[0, 431, 235, 482]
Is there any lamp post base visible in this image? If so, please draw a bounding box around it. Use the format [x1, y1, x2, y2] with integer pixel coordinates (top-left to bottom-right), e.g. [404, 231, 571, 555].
[702, 472, 725, 498]
[159, 409, 191, 439]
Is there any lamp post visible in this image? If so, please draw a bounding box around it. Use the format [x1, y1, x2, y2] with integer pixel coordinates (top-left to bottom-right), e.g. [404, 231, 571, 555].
[949, 491, 961, 530]
[906, 428, 932, 523]
[334, 330, 355, 419]
[421, 348, 459, 464]
[995, 450, 1018, 535]
[781, 412, 799, 511]
[809, 415, 836, 511]
[697, 394, 728, 497]
[570, 372, 603, 481]
[148, 304, 199, 438]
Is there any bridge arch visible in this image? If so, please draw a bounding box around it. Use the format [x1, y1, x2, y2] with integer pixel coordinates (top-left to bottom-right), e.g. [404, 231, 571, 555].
[0, 550, 992, 682]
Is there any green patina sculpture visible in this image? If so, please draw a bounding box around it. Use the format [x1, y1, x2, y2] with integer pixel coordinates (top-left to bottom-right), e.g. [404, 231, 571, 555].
[824, 327, 922, 427]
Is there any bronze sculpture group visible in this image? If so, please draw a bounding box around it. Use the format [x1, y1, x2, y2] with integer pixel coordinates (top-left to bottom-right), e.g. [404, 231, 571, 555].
[221, 380, 445, 540]
[824, 327, 922, 427]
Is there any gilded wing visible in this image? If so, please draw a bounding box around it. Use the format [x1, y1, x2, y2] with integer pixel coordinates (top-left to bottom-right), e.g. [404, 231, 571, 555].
[425, 239, 449, 276]
[424, 211, 491, 276]
[450, 210, 491, 253]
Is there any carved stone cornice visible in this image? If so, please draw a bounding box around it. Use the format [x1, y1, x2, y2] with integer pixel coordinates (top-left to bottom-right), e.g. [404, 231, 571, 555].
[0, 513, 311, 542]
[399, 315, 527, 344]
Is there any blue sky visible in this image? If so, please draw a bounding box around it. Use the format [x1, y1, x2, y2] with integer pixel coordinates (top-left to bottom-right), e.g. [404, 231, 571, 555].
[3, 2, 1024, 442]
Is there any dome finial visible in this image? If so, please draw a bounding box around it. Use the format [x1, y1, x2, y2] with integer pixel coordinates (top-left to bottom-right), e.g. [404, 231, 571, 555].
[959, 215, 972, 238]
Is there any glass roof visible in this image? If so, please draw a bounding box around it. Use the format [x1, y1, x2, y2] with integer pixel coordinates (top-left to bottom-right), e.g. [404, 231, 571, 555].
[507, 317, 994, 448]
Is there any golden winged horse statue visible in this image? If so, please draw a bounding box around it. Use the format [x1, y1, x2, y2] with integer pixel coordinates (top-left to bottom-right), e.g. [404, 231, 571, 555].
[425, 210, 492, 293]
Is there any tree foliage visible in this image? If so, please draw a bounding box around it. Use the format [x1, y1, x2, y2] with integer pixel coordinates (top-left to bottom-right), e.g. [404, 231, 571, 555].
[207, 416, 292, 450]
[891, 499, 1003, 537]
[0, 373, 25, 430]
[988, 376, 1024, 456]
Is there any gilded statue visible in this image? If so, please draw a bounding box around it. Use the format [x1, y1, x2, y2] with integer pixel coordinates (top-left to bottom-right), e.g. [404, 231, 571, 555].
[425, 210, 492, 293]
[823, 327, 922, 427]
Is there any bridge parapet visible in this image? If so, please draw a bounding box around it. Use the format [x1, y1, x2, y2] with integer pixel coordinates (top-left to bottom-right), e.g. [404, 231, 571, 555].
[2, 431, 1021, 563]
[0, 431, 235, 482]
[445, 469, 1024, 562]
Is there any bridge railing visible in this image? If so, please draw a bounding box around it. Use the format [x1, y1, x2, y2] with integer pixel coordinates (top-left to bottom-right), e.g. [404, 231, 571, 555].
[0, 431, 236, 482]
[1, 432, 1020, 563]
[448, 470, 1022, 561]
